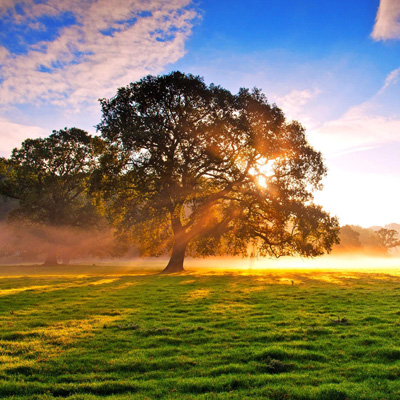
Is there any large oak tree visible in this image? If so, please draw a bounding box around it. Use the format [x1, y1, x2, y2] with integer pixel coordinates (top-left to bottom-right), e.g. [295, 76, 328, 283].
[96, 72, 339, 273]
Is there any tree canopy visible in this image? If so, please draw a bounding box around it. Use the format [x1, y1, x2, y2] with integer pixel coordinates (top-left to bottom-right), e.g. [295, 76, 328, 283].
[0, 128, 105, 264]
[95, 72, 339, 273]
[377, 228, 400, 251]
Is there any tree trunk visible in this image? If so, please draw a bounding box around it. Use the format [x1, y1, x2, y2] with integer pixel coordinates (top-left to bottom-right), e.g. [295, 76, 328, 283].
[161, 240, 187, 274]
[61, 255, 71, 265]
[43, 251, 58, 266]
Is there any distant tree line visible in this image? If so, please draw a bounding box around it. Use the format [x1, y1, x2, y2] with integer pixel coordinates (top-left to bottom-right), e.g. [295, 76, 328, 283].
[335, 225, 400, 255]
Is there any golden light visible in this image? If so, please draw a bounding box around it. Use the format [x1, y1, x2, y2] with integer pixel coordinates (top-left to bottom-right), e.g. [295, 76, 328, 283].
[251, 158, 276, 188]
[257, 175, 267, 188]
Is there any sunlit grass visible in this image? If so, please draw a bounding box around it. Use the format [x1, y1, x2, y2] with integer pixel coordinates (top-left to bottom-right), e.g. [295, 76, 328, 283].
[1, 262, 400, 398]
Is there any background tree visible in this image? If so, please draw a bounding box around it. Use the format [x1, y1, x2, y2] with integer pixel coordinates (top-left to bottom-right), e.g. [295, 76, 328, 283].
[0, 161, 17, 220]
[95, 72, 339, 273]
[335, 225, 362, 252]
[352, 226, 385, 254]
[0, 128, 106, 264]
[376, 228, 400, 251]
[333, 225, 400, 255]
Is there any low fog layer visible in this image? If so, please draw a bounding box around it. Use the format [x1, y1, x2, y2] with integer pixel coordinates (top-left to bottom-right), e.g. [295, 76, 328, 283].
[0, 220, 400, 268]
[0, 222, 123, 265]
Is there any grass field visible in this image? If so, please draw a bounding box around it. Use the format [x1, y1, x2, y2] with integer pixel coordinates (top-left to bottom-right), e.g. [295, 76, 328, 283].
[2, 263, 400, 399]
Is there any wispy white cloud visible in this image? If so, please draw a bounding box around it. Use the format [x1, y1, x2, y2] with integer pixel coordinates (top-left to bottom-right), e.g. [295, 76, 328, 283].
[0, 46, 9, 63]
[0, 117, 47, 157]
[0, 0, 198, 109]
[309, 62, 400, 157]
[379, 67, 400, 93]
[327, 145, 378, 159]
[310, 105, 400, 156]
[275, 88, 321, 123]
[371, 0, 400, 40]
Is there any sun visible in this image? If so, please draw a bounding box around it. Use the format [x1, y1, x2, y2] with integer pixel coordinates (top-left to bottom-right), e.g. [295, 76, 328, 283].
[252, 158, 275, 188]
[257, 175, 267, 188]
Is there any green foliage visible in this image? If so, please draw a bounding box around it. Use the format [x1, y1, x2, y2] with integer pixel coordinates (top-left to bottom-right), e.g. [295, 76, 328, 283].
[1, 265, 400, 398]
[0, 128, 112, 263]
[96, 72, 339, 270]
[0, 127, 102, 227]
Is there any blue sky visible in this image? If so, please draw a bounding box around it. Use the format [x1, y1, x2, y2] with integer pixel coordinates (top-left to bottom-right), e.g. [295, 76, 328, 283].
[0, 0, 400, 227]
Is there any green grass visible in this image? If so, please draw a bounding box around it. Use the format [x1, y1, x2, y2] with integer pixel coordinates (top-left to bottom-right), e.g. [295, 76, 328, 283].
[1, 264, 400, 399]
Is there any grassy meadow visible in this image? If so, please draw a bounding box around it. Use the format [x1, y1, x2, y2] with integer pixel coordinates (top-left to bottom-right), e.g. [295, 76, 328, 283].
[1, 262, 400, 399]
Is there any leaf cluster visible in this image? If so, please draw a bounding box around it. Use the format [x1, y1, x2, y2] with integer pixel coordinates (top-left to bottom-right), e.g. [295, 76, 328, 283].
[0, 128, 103, 228]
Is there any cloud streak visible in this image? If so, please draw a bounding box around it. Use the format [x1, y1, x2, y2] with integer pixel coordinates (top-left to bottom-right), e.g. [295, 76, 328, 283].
[371, 0, 400, 40]
[379, 67, 400, 93]
[0, 118, 47, 157]
[310, 105, 400, 156]
[275, 88, 321, 123]
[0, 0, 198, 109]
